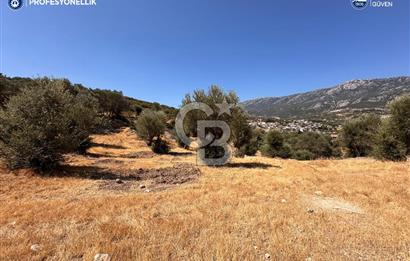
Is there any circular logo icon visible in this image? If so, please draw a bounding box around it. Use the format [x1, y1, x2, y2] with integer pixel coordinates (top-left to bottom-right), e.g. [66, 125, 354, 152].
[351, 0, 368, 9]
[9, 0, 23, 10]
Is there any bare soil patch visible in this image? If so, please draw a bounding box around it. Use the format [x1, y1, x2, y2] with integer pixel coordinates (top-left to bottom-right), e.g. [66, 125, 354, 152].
[98, 163, 201, 191]
[304, 195, 364, 214]
[98, 163, 201, 192]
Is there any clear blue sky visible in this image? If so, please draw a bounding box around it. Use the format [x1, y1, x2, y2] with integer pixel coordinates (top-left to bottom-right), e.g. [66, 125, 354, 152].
[1, 0, 409, 107]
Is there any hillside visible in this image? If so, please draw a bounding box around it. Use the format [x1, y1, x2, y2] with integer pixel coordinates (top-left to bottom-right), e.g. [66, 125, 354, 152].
[0, 128, 409, 260]
[242, 76, 410, 119]
[0, 74, 176, 115]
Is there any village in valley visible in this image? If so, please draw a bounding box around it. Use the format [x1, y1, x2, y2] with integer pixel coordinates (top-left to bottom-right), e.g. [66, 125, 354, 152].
[248, 117, 340, 138]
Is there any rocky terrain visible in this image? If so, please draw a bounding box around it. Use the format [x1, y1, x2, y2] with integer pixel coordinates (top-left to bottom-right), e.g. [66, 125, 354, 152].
[242, 76, 410, 119]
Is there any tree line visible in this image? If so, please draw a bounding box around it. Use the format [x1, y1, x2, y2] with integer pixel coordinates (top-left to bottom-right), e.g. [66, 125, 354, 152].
[0, 76, 174, 171]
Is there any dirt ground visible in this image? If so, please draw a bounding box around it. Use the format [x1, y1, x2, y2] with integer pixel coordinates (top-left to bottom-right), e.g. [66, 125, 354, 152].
[0, 128, 409, 260]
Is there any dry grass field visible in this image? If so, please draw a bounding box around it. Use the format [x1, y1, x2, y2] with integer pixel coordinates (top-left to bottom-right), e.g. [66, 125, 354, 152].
[0, 128, 409, 261]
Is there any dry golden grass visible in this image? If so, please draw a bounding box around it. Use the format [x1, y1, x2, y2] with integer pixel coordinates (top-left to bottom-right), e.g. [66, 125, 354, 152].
[1, 128, 409, 260]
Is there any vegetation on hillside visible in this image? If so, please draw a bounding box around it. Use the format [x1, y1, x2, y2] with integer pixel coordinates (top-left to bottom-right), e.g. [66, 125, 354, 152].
[340, 114, 381, 157]
[0, 75, 408, 173]
[0, 74, 176, 118]
[340, 96, 410, 161]
[0, 79, 99, 170]
[133, 109, 170, 154]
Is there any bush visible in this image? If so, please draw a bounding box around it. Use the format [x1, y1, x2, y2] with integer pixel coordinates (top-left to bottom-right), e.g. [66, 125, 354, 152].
[0, 79, 99, 170]
[388, 96, 410, 154]
[261, 130, 289, 158]
[340, 114, 381, 157]
[77, 137, 93, 155]
[134, 110, 166, 146]
[292, 132, 334, 159]
[277, 143, 292, 159]
[293, 149, 315, 160]
[134, 109, 170, 154]
[234, 127, 264, 157]
[151, 138, 170, 154]
[374, 122, 407, 161]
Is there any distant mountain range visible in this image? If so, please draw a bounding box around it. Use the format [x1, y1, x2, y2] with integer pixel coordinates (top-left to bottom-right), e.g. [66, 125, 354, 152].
[241, 76, 410, 119]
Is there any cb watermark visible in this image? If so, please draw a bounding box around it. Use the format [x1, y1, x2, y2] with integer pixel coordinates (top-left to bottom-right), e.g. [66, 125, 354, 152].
[175, 101, 233, 166]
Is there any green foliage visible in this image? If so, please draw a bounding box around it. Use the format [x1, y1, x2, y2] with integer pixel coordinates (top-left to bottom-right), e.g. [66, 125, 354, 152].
[374, 121, 407, 161]
[293, 149, 315, 160]
[134, 109, 166, 146]
[93, 89, 129, 119]
[127, 97, 176, 115]
[181, 85, 240, 137]
[260, 130, 340, 160]
[277, 143, 292, 159]
[0, 75, 40, 107]
[0, 79, 99, 170]
[181, 85, 253, 159]
[388, 95, 410, 154]
[230, 109, 252, 150]
[235, 128, 265, 157]
[292, 132, 334, 159]
[340, 114, 381, 157]
[261, 130, 286, 157]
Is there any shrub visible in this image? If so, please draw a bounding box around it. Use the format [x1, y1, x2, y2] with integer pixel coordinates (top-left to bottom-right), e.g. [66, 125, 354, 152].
[261, 130, 289, 158]
[134, 110, 166, 146]
[388, 95, 410, 154]
[277, 143, 292, 159]
[374, 122, 407, 161]
[235, 129, 264, 157]
[340, 114, 381, 157]
[151, 138, 170, 154]
[293, 149, 315, 160]
[292, 132, 334, 159]
[0, 79, 99, 170]
[77, 137, 93, 155]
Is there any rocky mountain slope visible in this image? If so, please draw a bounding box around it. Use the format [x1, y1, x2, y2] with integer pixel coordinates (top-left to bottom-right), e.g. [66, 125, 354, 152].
[242, 76, 410, 119]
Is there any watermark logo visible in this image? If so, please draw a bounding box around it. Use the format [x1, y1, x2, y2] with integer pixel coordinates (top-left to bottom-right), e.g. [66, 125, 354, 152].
[9, 0, 23, 10]
[351, 0, 393, 10]
[175, 101, 232, 166]
[351, 0, 368, 10]
[371, 0, 393, 8]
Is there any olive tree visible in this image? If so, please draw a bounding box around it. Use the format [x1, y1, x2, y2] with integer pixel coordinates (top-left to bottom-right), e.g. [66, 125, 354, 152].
[0, 79, 99, 171]
[134, 109, 169, 153]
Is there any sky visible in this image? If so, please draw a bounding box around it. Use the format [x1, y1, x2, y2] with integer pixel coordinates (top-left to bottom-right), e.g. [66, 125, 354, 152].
[1, 0, 409, 107]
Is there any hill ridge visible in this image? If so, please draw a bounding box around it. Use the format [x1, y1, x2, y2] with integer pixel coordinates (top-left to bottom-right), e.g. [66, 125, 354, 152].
[242, 76, 410, 119]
